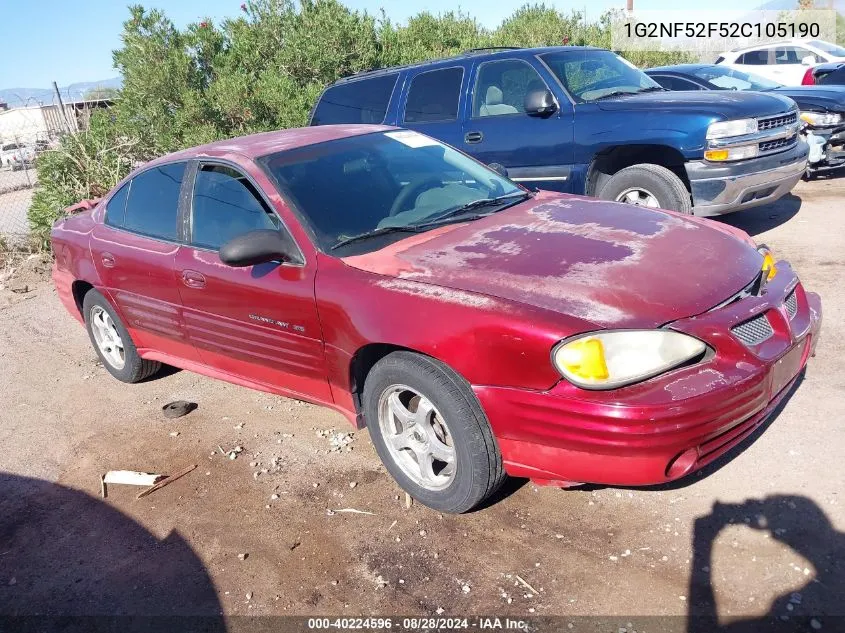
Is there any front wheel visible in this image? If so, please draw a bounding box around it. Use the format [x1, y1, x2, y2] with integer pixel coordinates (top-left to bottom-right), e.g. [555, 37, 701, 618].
[598, 163, 693, 214]
[362, 352, 506, 513]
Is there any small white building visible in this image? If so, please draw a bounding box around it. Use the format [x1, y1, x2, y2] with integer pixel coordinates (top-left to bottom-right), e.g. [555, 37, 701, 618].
[0, 99, 113, 146]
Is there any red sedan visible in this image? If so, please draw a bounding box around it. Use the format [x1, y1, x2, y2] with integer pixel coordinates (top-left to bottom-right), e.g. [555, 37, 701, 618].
[51, 125, 822, 512]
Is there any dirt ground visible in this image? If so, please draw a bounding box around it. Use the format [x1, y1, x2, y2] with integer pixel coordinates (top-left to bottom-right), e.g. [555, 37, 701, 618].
[0, 179, 843, 629]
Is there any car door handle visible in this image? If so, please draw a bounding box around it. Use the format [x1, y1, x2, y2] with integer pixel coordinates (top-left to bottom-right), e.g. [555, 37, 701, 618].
[181, 270, 206, 289]
[101, 253, 115, 268]
[464, 131, 484, 144]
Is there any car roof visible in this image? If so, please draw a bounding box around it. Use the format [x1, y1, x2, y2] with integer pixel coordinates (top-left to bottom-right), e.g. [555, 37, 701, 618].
[145, 124, 396, 166]
[330, 46, 604, 84]
[724, 39, 825, 54]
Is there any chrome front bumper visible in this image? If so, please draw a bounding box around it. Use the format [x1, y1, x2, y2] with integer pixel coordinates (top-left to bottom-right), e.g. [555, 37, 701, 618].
[685, 139, 809, 217]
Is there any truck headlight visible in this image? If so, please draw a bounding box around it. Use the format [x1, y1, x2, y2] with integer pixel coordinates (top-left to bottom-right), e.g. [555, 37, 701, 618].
[706, 118, 758, 139]
[704, 144, 759, 162]
[800, 111, 842, 127]
[552, 331, 707, 390]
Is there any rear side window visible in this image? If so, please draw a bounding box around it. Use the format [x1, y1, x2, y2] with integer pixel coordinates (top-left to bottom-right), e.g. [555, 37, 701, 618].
[104, 182, 130, 228]
[403, 67, 463, 123]
[190, 164, 279, 250]
[123, 162, 186, 241]
[311, 74, 398, 125]
[738, 50, 770, 65]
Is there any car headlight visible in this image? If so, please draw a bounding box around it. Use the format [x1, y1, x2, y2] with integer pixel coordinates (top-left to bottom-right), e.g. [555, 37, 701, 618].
[552, 331, 707, 390]
[704, 144, 759, 162]
[706, 118, 758, 139]
[800, 111, 842, 127]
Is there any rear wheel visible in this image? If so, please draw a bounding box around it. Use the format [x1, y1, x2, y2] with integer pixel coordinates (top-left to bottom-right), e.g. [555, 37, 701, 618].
[82, 289, 161, 383]
[362, 352, 506, 513]
[598, 163, 692, 214]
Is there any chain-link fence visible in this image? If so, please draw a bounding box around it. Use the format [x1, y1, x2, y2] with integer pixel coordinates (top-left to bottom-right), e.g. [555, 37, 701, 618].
[0, 99, 96, 245]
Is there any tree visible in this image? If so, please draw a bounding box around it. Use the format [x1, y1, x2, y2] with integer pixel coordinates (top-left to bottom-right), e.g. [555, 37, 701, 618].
[82, 87, 119, 101]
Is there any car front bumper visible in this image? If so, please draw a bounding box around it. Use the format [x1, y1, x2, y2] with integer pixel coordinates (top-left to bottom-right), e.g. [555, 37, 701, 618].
[474, 262, 822, 487]
[685, 140, 809, 216]
[805, 125, 845, 173]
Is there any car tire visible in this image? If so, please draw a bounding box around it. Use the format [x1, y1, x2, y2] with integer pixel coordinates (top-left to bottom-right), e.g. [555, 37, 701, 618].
[82, 288, 161, 383]
[598, 163, 693, 214]
[362, 351, 506, 513]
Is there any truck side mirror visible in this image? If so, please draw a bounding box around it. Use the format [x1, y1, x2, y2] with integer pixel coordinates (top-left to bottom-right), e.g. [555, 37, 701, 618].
[524, 89, 558, 117]
[801, 55, 816, 66]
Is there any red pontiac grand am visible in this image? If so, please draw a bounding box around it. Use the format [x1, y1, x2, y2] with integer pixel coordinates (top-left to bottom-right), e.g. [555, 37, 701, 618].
[51, 125, 822, 512]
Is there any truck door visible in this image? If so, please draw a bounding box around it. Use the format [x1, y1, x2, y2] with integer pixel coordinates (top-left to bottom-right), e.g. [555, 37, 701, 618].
[396, 64, 471, 150]
[460, 57, 575, 193]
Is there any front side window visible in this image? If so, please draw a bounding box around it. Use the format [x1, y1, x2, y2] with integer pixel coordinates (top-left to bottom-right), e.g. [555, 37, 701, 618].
[541, 50, 661, 103]
[259, 131, 524, 254]
[473, 59, 550, 117]
[122, 162, 186, 241]
[773, 46, 820, 64]
[311, 74, 398, 125]
[403, 67, 464, 123]
[104, 181, 130, 228]
[190, 164, 280, 250]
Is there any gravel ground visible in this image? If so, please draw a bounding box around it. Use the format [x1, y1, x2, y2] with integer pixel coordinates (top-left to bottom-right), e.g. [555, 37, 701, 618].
[0, 179, 843, 629]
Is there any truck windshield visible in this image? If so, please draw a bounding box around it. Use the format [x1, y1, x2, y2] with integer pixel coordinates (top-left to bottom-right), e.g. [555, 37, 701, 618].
[691, 66, 782, 91]
[541, 50, 662, 102]
[259, 131, 525, 254]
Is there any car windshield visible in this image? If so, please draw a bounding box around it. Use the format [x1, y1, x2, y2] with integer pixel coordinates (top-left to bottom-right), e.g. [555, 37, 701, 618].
[808, 40, 845, 57]
[691, 66, 782, 91]
[259, 131, 524, 254]
[541, 50, 663, 102]
[1, 143, 21, 151]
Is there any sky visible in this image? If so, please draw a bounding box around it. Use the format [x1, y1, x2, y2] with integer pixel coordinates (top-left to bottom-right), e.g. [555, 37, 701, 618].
[1, 0, 775, 89]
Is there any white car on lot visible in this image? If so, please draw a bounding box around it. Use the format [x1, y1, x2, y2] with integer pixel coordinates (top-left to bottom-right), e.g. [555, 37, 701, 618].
[716, 40, 845, 86]
[0, 142, 36, 171]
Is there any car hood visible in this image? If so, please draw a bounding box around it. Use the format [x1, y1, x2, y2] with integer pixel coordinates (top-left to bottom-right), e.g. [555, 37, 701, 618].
[342, 192, 764, 329]
[595, 90, 796, 119]
[772, 85, 845, 112]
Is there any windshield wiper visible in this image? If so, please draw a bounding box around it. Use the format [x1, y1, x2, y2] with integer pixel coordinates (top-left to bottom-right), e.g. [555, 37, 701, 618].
[592, 89, 640, 101]
[416, 191, 533, 227]
[330, 225, 426, 250]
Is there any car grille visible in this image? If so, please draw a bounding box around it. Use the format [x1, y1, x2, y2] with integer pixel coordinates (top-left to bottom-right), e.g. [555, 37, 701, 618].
[784, 289, 798, 319]
[759, 135, 797, 153]
[732, 313, 774, 346]
[758, 112, 798, 131]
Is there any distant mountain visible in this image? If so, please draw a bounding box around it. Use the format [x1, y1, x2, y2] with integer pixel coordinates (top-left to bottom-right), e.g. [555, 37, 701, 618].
[0, 77, 122, 109]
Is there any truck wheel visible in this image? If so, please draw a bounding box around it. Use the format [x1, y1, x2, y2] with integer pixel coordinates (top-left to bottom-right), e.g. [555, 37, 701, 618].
[82, 289, 161, 383]
[362, 351, 506, 513]
[598, 164, 692, 214]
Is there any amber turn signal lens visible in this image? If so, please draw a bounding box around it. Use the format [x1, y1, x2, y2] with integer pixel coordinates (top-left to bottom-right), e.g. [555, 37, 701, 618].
[556, 337, 609, 381]
[761, 251, 777, 282]
[704, 149, 729, 161]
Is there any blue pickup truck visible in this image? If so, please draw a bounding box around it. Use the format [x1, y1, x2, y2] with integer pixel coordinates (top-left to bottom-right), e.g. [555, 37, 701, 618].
[310, 46, 809, 216]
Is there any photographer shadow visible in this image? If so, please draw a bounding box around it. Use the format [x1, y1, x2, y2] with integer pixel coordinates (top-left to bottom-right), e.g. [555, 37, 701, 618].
[688, 495, 845, 632]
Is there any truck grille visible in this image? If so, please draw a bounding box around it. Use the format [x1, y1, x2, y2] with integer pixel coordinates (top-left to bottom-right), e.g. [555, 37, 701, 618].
[759, 136, 797, 153]
[758, 112, 798, 131]
[732, 313, 774, 346]
[784, 289, 798, 319]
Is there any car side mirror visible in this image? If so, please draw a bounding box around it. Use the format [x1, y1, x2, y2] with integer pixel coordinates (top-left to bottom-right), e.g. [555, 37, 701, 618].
[488, 162, 509, 178]
[801, 55, 816, 66]
[524, 89, 558, 117]
[219, 229, 300, 267]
